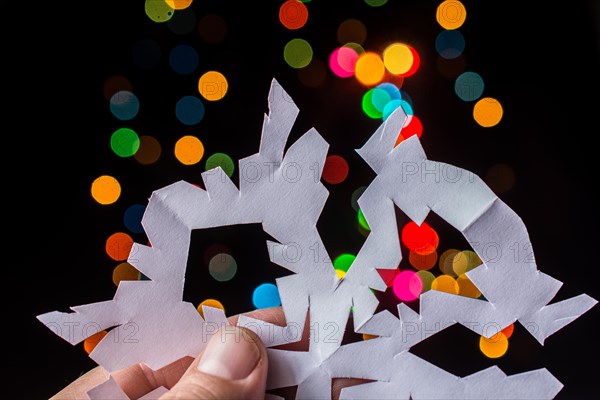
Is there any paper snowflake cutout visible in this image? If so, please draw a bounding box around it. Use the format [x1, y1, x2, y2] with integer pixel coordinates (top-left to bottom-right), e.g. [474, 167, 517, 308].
[38, 79, 596, 399]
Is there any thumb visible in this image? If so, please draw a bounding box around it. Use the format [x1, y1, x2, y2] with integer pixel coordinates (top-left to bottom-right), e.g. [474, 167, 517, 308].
[161, 326, 268, 400]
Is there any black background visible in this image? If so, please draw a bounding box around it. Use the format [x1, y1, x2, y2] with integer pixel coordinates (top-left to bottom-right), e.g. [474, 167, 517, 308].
[6, 0, 600, 398]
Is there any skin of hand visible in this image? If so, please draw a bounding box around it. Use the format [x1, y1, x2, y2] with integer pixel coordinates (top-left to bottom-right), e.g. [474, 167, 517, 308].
[51, 307, 363, 399]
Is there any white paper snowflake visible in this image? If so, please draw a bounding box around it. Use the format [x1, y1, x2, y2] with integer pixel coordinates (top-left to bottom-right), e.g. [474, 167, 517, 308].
[38, 79, 596, 399]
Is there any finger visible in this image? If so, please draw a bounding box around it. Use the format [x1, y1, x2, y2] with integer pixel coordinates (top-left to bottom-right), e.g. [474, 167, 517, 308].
[160, 326, 268, 400]
[50, 366, 109, 400]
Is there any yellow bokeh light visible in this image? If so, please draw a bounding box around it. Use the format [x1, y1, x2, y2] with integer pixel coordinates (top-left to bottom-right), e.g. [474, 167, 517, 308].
[473, 97, 503, 127]
[165, 0, 193, 10]
[112, 262, 140, 286]
[457, 274, 481, 298]
[198, 71, 228, 101]
[362, 333, 378, 340]
[479, 332, 509, 358]
[91, 175, 121, 205]
[436, 0, 467, 30]
[431, 274, 459, 294]
[175, 135, 204, 165]
[452, 250, 481, 276]
[335, 269, 347, 279]
[355, 52, 385, 86]
[438, 249, 460, 276]
[198, 299, 225, 318]
[383, 43, 413, 75]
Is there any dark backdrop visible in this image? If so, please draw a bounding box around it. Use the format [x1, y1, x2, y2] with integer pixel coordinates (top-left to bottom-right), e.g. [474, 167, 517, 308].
[5, 1, 599, 398]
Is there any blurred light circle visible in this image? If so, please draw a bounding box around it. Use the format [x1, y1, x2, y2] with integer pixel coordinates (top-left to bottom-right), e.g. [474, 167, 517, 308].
[175, 95, 205, 125]
[198, 71, 228, 101]
[145, 0, 174, 23]
[436, 0, 467, 30]
[393, 270, 423, 301]
[169, 44, 199, 75]
[110, 91, 139, 121]
[383, 43, 414, 75]
[91, 176, 121, 205]
[473, 97, 503, 127]
[209, 253, 238, 282]
[252, 283, 281, 309]
[124, 204, 146, 234]
[455, 71, 484, 102]
[355, 52, 385, 86]
[175, 135, 204, 165]
[111, 128, 140, 157]
[284, 39, 313, 69]
[435, 30, 465, 59]
[337, 19, 367, 45]
[279, 0, 309, 30]
[167, 7, 196, 34]
[205, 152, 235, 177]
[134, 136, 161, 165]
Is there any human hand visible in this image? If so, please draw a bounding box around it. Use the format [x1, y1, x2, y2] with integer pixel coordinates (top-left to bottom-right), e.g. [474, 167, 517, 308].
[50, 307, 361, 399]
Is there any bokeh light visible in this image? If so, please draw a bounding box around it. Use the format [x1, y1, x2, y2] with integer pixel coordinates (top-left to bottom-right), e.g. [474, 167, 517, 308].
[409, 250, 438, 271]
[110, 128, 140, 157]
[383, 43, 414, 75]
[355, 52, 385, 86]
[435, 30, 465, 59]
[329, 47, 359, 78]
[357, 209, 370, 231]
[431, 275, 459, 294]
[175, 95, 205, 125]
[416, 270, 435, 293]
[103, 75, 132, 101]
[362, 333, 378, 340]
[362, 88, 386, 119]
[198, 71, 228, 101]
[165, 0, 193, 10]
[398, 115, 423, 144]
[134, 136, 162, 165]
[132, 39, 162, 69]
[337, 19, 367, 45]
[364, 0, 388, 6]
[252, 283, 281, 309]
[279, 0, 309, 30]
[175, 135, 204, 165]
[204, 243, 232, 265]
[205, 153, 235, 177]
[351, 186, 367, 211]
[284, 39, 313, 69]
[377, 268, 397, 287]
[393, 270, 423, 301]
[437, 54, 466, 78]
[109, 91, 139, 121]
[335, 269, 346, 279]
[197, 14, 227, 44]
[457, 274, 481, 298]
[452, 250, 481, 276]
[334, 253, 355, 273]
[169, 44, 199, 75]
[167, 7, 196, 35]
[83, 330, 108, 354]
[144, 0, 174, 23]
[473, 97, 503, 127]
[479, 332, 509, 358]
[502, 323, 515, 339]
[91, 175, 121, 205]
[197, 299, 225, 318]
[486, 163, 516, 193]
[436, 0, 467, 30]
[401, 221, 439, 255]
[298, 59, 327, 87]
[322, 155, 349, 184]
[105, 232, 134, 261]
[402, 46, 421, 77]
[439, 249, 460, 276]
[455, 71, 484, 102]
[209, 253, 238, 282]
[124, 204, 145, 234]
[113, 262, 140, 286]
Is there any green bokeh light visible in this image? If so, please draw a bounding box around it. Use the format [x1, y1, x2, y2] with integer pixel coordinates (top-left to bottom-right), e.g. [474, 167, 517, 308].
[111, 128, 140, 158]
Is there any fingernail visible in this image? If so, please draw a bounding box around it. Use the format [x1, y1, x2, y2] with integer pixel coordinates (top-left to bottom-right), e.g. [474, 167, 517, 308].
[197, 326, 261, 380]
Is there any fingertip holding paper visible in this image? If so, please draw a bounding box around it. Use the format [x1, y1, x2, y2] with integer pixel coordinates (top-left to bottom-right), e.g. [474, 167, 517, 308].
[37, 79, 596, 399]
